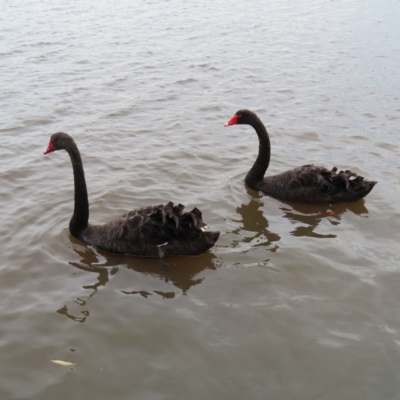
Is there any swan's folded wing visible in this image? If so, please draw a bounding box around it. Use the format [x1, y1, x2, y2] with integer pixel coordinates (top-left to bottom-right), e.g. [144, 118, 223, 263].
[292, 165, 376, 198]
[121, 202, 208, 245]
[284, 165, 326, 190]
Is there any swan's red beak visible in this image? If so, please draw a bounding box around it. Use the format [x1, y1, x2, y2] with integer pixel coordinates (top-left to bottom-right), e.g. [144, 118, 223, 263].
[44, 139, 55, 155]
[224, 114, 239, 126]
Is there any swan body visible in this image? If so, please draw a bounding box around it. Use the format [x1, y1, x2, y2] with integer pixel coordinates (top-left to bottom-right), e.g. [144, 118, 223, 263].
[225, 109, 377, 204]
[44, 132, 219, 258]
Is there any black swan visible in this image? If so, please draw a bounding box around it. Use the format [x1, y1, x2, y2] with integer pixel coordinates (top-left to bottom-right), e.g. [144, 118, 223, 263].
[44, 132, 219, 258]
[225, 110, 377, 203]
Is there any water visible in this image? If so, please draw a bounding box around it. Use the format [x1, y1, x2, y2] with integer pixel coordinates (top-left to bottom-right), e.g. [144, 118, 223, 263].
[1, 0, 400, 398]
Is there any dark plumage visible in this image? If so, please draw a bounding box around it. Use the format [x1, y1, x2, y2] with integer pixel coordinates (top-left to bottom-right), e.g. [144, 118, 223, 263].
[225, 109, 377, 203]
[44, 132, 219, 258]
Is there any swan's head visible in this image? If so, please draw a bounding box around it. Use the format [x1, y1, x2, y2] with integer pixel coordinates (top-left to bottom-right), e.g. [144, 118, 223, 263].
[44, 132, 73, 154]
[224, 109, 256, 126]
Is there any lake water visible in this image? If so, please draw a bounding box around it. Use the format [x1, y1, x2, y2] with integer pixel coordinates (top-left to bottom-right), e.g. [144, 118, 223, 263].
[1, 0, 400, 399]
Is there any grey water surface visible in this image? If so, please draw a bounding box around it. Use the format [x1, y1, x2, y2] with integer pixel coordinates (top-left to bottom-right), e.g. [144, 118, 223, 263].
[1, 0, 400, 399]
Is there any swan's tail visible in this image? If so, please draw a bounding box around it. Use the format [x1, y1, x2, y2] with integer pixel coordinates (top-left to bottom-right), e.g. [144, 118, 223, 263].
[326, 167, 377, 201]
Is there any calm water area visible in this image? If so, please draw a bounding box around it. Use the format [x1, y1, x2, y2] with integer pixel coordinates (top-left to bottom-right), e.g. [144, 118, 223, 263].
[1, 0, 400, 399]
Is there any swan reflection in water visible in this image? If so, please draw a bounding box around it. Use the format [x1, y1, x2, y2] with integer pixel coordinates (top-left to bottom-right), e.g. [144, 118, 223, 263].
[238, 187, 371, 244]
[276, 197, 370, 239]
[57, 236, 219, 323]
[230, 195, 281, 254]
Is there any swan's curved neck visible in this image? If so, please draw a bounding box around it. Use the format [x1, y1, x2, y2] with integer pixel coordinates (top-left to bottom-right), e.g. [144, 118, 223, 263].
[245, 116, 271, 187]
[65, 140, 89, 237]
